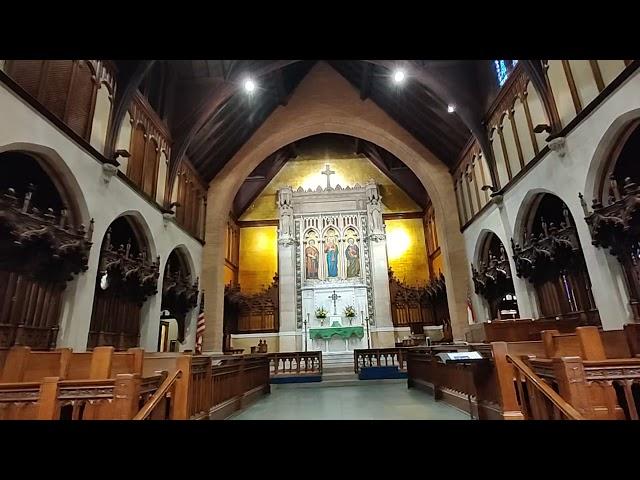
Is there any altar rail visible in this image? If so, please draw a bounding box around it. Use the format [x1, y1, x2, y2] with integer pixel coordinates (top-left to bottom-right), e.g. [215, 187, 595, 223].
[268, 351, 322, 377]
[354, 348, 409, 373]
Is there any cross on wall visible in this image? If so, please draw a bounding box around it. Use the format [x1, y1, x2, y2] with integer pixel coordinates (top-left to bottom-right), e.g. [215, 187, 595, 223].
[328, 290, 341, 315]
[321, 164, 336, 189]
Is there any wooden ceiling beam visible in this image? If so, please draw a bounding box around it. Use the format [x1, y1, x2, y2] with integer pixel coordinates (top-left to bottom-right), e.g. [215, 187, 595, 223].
[360, 62, 373, 100]
[275, 68, 288, 106]
[168, 60, 301, 198]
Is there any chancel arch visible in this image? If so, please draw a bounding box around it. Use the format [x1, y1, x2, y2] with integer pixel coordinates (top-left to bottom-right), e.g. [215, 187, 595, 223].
[88, 213, 160, 350]
[512, 191, 600, 325]
[471, 230, 519, 321]
[0, 149, 93, 351]
[202, 62, 470, 351]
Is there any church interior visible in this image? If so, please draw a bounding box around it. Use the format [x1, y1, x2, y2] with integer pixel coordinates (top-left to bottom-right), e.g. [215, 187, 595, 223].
[0, 59, 639, 421]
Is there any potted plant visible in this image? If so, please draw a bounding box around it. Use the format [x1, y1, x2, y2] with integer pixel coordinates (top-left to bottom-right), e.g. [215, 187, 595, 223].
[344, 306, 356, 325]
[315, 307, 327, 326]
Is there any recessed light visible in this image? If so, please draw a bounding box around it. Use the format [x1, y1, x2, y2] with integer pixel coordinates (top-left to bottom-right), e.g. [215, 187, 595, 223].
[447, 104, 456, 113]
[392, 69, 405, 84]
[244, 78, 256, 93]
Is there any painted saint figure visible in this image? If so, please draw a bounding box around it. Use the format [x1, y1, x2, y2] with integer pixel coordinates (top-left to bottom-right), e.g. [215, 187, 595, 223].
[325, 237, 339, 277]
[305, 240, 319, 279]
[345, 238, 360, 278]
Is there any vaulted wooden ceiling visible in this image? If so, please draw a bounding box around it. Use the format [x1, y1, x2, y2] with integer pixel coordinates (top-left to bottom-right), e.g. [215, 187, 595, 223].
[110, 60, 503, 189]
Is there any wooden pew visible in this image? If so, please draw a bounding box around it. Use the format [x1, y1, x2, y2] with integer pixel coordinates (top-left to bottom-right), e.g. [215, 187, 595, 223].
[0, 346, 144, 382]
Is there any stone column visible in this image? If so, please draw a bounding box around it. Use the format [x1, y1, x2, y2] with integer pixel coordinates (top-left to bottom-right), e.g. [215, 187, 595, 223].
[365, 181, 394, 348]
[277, 187, 299, 351]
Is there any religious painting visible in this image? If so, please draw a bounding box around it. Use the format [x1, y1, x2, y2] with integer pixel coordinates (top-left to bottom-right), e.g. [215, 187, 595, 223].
[324, 232, 339, 278]
[345, 237, 360, 278]
[305, 239, 319, 279]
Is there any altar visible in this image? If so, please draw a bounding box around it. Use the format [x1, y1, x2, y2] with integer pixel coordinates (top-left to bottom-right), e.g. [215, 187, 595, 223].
[276, 165, 394, 352]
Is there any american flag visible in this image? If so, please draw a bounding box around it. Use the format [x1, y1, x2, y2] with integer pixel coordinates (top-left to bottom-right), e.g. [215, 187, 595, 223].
[195, 291, 205, 355]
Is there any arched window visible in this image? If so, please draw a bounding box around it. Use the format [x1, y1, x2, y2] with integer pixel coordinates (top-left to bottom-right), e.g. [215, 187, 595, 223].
[512, 194, 600, 324]
[88, 217, 160, 350]
[0, 152, 92, 350]
[494, 60, 519, 87]
[582, 121, 640, 320]
[472, 232, 519, 320]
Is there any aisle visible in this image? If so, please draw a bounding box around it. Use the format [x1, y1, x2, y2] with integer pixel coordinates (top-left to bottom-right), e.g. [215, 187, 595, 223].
[228, 381, 470, 420]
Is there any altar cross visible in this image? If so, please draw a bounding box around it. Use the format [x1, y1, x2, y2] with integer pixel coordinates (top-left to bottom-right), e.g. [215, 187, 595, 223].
[328, 290, 341, 315]
[321, 164, 336, 189]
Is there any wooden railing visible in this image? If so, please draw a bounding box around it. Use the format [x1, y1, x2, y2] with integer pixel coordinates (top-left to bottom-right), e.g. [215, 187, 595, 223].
[133, 369, 182, 420]
[406, 347, 502, 419]
[268, 351, 322, 377]
[506, 354, 583, 420]
[354, 348, 409, 373]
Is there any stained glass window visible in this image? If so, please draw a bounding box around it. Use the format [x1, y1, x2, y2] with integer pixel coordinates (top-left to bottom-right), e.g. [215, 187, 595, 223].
[494, 60, 518, 87]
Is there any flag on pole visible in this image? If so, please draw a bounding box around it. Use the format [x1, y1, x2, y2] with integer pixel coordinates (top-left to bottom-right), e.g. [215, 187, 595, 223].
[467, 290, 477, 325]
[195, 291, 205, 355]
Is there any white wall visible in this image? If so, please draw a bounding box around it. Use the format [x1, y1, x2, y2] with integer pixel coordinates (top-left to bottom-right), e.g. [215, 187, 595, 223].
[0, 81, 203, 352]
[462, 69, 640, 330]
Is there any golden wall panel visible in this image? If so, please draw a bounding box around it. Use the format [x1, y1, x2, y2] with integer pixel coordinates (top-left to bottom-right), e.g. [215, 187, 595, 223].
[240, 156, 421, 221]
[224, 264, 236, 287]
[238, 226, 278, 294]
[385, 219, 429, 287]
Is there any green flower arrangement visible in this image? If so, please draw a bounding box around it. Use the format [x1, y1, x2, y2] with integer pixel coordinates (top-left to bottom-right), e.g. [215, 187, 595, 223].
[315, 307, 328, 319]
[344, 306, 356, 318]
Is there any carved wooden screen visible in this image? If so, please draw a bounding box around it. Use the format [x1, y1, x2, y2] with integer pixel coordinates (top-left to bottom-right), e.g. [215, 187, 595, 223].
[472, 232, 519, 320]
[5, 60, 115, 141]
[513, 194, 599, 325]
[161, 249, 198, 343]
[581, 121, 640, 320]
[0, 153, 92, 350]
[389, 270, 451, 339]
[88, 217, 159, 350]
[224, 275, 279, 333]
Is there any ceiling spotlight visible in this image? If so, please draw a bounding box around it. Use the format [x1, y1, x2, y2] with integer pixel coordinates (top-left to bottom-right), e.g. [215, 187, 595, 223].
[447, 104, 456, 113]
[392, 69, 405, 84]
[244, 78, 256, 93]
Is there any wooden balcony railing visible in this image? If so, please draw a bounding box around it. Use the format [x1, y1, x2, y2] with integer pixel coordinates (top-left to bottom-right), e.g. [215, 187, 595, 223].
[268, 351, 322, 377]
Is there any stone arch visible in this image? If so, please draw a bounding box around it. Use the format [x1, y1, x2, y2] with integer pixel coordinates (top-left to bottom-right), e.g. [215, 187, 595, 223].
[0, 142, 90, 226]
[201, 62, 471, 350]
[474, 228, 503, 267]
[109, 209, 158, 260]
[512, 187, 563, 245]
[585, 108, 640, 203]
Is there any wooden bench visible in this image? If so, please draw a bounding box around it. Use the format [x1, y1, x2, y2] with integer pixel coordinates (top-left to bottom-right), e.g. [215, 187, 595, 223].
[0, 346, 144, 382]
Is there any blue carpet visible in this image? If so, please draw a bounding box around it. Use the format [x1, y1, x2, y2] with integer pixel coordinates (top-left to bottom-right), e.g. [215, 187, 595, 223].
[358, 366, 408, 380]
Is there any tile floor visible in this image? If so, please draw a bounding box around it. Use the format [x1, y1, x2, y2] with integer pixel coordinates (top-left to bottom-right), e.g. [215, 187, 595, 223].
[229, 381, 470, 420]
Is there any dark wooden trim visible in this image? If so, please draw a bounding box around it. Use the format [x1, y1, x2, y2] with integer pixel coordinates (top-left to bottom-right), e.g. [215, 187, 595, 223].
[562, 60, 583, 115]
[508, 110, 526, 169]
[237, 219, 279, 228]
[497, 126, 513, 181]
[382, 211, 425, 221]
[522, 91, 540, 155]
[589, 60, 605, 92]
[132, 89, 172, 141]
[450, 135, 478, 174]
